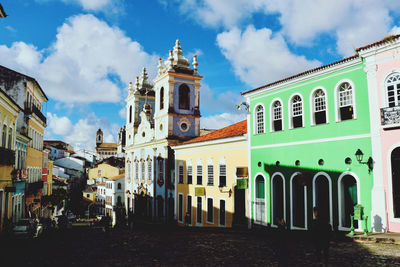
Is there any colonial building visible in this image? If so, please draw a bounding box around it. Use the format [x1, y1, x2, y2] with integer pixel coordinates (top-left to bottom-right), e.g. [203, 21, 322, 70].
[95, 182, 106, 215]
[125, 40, 202, 222]
[242, 51, 373, 232]
[173, 120, 249, 228]
[0, 87, 23, 232]
[95, 128, 118, 159]
[358, 35, 400, 233]
[105, 174, 124, 226]
[0, 65, 48, 220]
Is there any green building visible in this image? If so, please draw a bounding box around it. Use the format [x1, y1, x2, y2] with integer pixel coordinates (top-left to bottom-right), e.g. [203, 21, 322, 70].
[242, 55, 373, 231]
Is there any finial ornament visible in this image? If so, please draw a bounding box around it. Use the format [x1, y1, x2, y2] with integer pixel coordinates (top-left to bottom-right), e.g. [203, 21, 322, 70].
[192, 55, 198, 73]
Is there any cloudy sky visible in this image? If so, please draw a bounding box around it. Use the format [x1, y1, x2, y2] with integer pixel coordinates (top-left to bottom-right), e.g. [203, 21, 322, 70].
[1, 0, 400, 151]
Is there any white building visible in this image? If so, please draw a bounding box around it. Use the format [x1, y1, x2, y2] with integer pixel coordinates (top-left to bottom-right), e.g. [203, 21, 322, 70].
[105, 174, 125, 226]
[125, 40, 202, 223]
[96, 182, 106, 215]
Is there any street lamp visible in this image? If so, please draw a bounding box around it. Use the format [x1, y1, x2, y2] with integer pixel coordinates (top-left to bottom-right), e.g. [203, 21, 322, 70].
[355, 149, 373, 173]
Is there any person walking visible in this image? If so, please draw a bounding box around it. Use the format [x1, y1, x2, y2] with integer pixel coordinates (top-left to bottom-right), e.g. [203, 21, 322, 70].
[311, 207, 332, 266]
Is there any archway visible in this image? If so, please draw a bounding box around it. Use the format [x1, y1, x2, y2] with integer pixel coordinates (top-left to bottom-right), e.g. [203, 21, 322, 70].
[291, 173, 307, 229]
[339, 174, 358, 229]
[255, 175, 266, 224]
[313, 173, 332, 224]
[391, 147, 400, 218]
[271, 173, 285, 226]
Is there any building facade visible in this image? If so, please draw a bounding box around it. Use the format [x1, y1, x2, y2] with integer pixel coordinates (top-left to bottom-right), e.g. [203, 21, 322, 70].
[243, 55, 374, 232]
[125, 40, 202, 223]
[0, 88, 22, 232]
[95, 128, 118, 159]
[173, 120, 249, 227]
[105, 174, 124, 226]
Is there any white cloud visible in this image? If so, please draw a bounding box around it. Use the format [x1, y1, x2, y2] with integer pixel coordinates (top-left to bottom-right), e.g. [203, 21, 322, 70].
[200, 83, 245, 114]
[201, 112, 246, 129]
[47, 113, 73, 135]
[0, 14, 158, 103]
[391, 26, 400, 35]
[46, 112, 120, 150]
[217, 26, 320, 87]
[118, 107, 126, 119]
[176, 0, 400, 56]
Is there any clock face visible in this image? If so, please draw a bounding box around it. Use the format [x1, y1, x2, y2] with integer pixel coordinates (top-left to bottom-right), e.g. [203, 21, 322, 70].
[178, 119, 191, 132]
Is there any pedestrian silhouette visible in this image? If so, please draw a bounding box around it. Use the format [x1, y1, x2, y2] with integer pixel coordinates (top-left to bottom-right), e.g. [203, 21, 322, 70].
[311, 207, 332, 266]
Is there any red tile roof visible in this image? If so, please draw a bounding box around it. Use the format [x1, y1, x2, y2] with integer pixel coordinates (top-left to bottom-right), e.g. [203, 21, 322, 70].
[356, 34, 400, 52]
[182, 120, 247, 145]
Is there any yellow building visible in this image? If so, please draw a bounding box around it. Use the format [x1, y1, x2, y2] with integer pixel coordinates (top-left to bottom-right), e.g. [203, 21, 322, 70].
[83, 188, 96, 202]
[173, 120, 248, 228]
[47, 160, 53, 196]
[88, 163, 120, 180]
[25, 79, 48, 218]
[95, 128, 117, 159]
[0, 88, 22, 232]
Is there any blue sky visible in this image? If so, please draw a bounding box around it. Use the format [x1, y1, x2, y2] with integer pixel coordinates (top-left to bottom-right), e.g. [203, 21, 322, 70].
[1, 0, 400, 150]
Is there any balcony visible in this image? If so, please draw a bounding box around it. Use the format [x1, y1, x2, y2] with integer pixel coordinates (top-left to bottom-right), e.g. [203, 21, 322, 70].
[381, 106, 400, 129]
[0, 147, 15, 165]
[24, 102, 47, 124]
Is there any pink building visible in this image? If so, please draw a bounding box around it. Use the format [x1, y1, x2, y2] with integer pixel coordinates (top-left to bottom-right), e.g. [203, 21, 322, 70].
[359, 35, 400, 233]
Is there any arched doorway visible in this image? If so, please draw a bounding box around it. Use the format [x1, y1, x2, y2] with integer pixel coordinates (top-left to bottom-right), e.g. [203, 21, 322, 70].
[271, 173, 285, 226]
[291, 173, 307, 229]
[339, 174, 358, 229]
[391, 147, 400, 218]
[255, 175, 266, 224]
[313, 173, 332, 225]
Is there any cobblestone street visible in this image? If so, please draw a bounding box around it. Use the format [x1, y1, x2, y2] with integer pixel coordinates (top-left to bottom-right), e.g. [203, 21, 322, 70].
[2, 224, 400, 266]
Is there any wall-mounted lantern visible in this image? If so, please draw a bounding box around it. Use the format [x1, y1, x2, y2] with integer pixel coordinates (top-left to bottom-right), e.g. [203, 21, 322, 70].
[355, 149, 373, 173]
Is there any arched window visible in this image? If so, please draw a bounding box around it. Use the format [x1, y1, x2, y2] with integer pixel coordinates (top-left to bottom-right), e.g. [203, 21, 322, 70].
[2, 125, 7, 147]
[313, 89, 327, 125]
[386, 73, 400, 107]
[8, 127, 12, 149]
[255, 105, 265, 134]
[117, 183, 121, 190]
[272, 101, 282, 131]
[179, 84, 190, 110]
[291, 95, 303, 128]
[338, 82, 354, 121]
[160, 87, 164, 110]
[129, 105, 132, 123]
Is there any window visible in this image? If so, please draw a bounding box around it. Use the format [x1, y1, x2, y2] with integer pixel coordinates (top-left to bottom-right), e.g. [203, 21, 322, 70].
[187, 165, 192, 184]
[86, 194, 90, 198]
[219, 165, 226, 187]
[7, 127, 12, 149]
[255, 105, 264, 134]
[158, 158, 164, 183]
[196, 165, 202, 185]
[197, 197, 202, 224]
[160, 87, 164, 110]
[118, 183, 121, 190]
[207, 198, 213, 223]
[338, 82, 354, 121]
[178, 165, 184, 184]
[178, 194, 183, 222]
[207, 165, 213, 186]
[135, 161, 139, 179]
[219, 199, 226, 226]
[148, 160, 152, 180]
[129, 105, 132, 123]
[179, 84, 190, 110]
[141, 161, 145, 180]
[386, 73, 400, 107]
[313, 89, 327, 125]
[187, 195, 192, 225]
[291, 95, 303, 128]
[272, 101, 282, 131]
[2, 125, 7, 147]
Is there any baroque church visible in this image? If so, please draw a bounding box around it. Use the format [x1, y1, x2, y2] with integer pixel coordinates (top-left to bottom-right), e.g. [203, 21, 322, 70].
[125, 40, 202, 222]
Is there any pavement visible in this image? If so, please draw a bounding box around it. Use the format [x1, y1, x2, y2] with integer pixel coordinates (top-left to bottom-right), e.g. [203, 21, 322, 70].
[348, 231, 400, 244]
[1, 222, 400, 266]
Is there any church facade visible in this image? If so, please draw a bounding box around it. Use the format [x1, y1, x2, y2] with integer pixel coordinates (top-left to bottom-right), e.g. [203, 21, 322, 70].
[125, 40, 202, 222]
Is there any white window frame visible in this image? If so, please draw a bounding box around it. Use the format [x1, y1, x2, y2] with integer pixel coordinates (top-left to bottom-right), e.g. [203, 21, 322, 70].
[253, 103, 265, 134]
[206, 197, 214, 224]
[196, 159, 203, 185]
[187, 162, 193, 185]
[312, 172, 333, 227]
[270, 172, 286, 228]
[196, 196, 203, 226]
[288, 94, 304, 129]
[178, 193, 184, 223]
[337, 171, 361, 231]
[178, 161, 184, 184]
[334, 79, 357, 121]
[270, 98, 284, 132]
[219, 198, 226, 227]
[290, 172, 308, 230]
[310, 87, 328, 125]
[385, 72, 400, 107]
[187, 194, 193, 226]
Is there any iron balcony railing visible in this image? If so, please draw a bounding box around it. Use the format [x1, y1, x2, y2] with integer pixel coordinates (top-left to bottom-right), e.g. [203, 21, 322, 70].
[381, 106, 400, 127]
[24, 102, 47, 124]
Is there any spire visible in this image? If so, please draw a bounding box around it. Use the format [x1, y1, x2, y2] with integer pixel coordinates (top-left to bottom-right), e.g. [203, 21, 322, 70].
[172, 39, 190, 68]
[138, 67, 154, 92]
[158, 57, 164, 75]
[134, 76, 140, 95]
[128, 81, 134, 94]
[192, 55, 198, 74]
